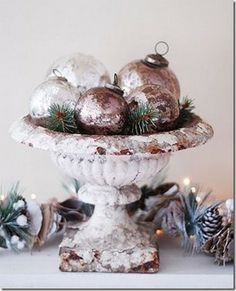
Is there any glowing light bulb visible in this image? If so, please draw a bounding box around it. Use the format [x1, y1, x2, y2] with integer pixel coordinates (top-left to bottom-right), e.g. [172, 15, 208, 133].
[0, 194, 5, 201]
[196, 196, 202, 203]
[156, 229, 164, 236]
[31, 193, 37, 200]
[183, 177, 191, 187]
[191, 187, 196, 193]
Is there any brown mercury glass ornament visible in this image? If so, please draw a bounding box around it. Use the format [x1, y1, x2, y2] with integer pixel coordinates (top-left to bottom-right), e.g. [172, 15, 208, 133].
[118, 41, 180, 99]
[74, 74, 128, 135]
[127, 84, 179, 131]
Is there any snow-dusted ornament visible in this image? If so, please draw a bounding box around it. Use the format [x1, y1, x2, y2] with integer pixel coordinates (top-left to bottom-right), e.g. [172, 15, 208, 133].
[10, 235, 19, 244]
[17, 240, 25, 250]
[13, 199, 25, 210]
[16, 214, 28, 226]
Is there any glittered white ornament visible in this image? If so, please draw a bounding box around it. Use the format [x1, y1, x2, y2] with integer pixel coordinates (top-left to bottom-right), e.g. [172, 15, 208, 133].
[11, 235, 19, 244]
[17, 240, 25, 250]
[16, 214, 27, 226]
[13, 199, 25, 210]
[46, 53, 110, 95]
[29, 77, 80, 126]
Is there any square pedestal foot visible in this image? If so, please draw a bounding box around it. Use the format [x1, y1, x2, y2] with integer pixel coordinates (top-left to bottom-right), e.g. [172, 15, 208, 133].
[59, 226, 159, 273]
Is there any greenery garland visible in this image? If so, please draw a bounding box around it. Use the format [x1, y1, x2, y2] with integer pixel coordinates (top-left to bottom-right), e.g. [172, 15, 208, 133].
[0, 179, 233, 266]
[0, 183, 33, 251]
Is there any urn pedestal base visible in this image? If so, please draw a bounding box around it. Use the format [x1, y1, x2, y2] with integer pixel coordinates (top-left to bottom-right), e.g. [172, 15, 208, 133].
[57, 166, 164, 273]
[59, 184, 159, 273]
[59, 224, 159, 273]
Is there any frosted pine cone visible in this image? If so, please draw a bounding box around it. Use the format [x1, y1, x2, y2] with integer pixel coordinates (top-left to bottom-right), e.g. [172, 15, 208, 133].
[202, 222, 234, 265]
[198, 205, 223, 244]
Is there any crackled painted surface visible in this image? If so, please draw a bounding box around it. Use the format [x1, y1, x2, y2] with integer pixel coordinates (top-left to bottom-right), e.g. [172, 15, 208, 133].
[10, 114, 213, 156]
[10, 114, 213, 273]
[54, 153, 168, 272]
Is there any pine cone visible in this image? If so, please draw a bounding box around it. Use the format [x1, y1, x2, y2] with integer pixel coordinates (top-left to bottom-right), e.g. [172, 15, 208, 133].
[198, 205, 223, 244]
[202, 222, 234, 265]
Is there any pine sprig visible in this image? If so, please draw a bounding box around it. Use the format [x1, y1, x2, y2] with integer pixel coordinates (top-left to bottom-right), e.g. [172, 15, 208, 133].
[179, 189, 223, 252]
[62, 178, 80, 194]
[175, 96, 195, 128]
[0, 183, 33, 251]
[126, 104, 159, 135]
[48, 103, 77, 133]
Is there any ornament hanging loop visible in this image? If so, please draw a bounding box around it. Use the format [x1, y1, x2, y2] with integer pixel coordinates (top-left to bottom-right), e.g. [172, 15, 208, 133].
[113, 73, 118, 86]
[154, 41, 169, 56]
[52, 69, 68, 83]
[52, 68, 62, 78]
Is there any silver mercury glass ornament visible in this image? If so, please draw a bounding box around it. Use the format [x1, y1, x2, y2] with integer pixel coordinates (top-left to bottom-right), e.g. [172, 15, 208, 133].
[29, 71, 80, 127]
[118, 41, 180, 99]
[46, 52, 111, 96]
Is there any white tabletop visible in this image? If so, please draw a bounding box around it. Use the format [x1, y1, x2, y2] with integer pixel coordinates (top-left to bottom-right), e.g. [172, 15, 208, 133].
[0, 234, 233, 289]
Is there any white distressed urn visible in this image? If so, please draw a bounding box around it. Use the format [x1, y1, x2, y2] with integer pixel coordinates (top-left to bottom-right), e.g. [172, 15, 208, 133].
[10, 114, 213, 272]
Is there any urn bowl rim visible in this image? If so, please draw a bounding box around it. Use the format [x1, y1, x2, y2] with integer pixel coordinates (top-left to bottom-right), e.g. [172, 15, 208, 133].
[10, 114, 213, 156]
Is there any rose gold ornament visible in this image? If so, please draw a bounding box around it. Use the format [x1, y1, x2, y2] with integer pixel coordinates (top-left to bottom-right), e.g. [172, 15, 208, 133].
[118, 41, 180, 99]
[127, 84, 179, 131]
[74, 74, 128, 135]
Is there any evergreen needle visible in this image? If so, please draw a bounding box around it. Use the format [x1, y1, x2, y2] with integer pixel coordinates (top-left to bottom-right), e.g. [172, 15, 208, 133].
[175, 96, 195, 128]
[0, 184, 33, 251]
[48, 103, 77, 133]
[126, 104, 159, 135]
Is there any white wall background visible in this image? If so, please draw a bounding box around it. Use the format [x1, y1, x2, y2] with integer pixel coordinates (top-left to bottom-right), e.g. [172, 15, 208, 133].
[0, 0, 233, 202]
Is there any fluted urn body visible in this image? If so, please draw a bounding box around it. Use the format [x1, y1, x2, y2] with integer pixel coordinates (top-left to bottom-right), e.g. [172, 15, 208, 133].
[10, 114, 213, 272]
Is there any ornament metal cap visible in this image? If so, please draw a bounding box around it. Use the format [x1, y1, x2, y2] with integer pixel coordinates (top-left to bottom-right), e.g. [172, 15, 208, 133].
[105, 74, 124, 96]
[143, 41, 169, 68]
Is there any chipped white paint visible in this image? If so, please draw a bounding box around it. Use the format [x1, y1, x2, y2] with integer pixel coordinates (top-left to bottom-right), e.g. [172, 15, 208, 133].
[52, 152, 167, 272]
[10, 114, 214, 273]
[10, 115, 213, 156]
[196, 122, 209, 134]
[155, 134, 178, 145]
[60, 197, 159, 272]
